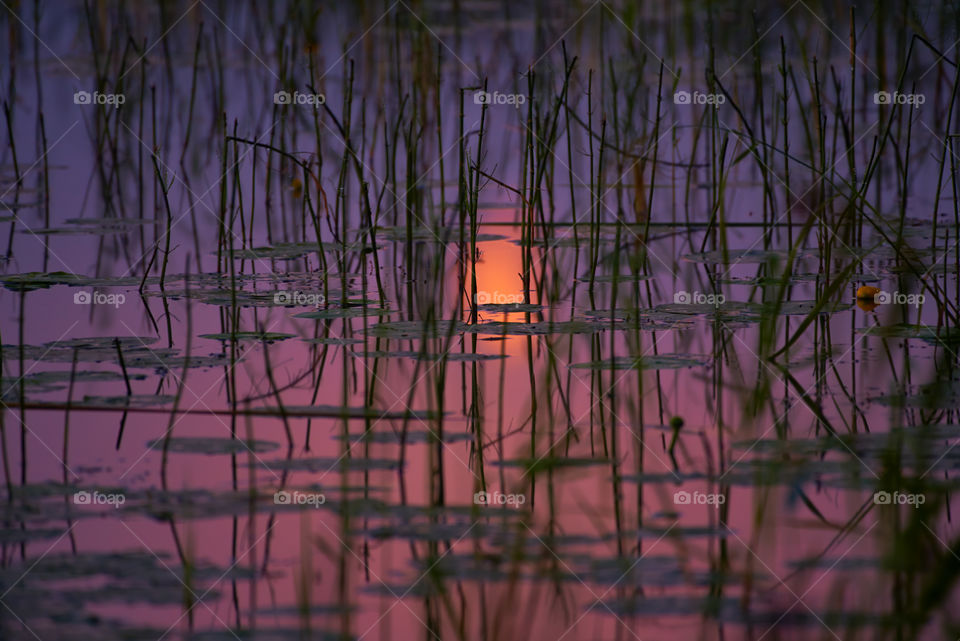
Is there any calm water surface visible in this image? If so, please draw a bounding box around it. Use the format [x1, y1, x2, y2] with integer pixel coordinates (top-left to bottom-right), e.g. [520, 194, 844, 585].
[1, 1, 959, 639]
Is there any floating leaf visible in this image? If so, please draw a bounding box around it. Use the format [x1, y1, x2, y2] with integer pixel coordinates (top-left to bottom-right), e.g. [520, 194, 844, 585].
[464, 320, 603, 336]
[857, 323, 960, 345]
[294, 307, 391, 320]
[370, 320, 464, 339]
[79, 394, 175, 407]
[477, 302, 542, 313]
[355, 350, 505, 362]
[199, 331, 295, 342]
[302, 337, 364, 345]
[683, 248, 808, 264]
[336, 430, 473, 444]
[146, 437, 280, 455]
[570, 354, 710, 370]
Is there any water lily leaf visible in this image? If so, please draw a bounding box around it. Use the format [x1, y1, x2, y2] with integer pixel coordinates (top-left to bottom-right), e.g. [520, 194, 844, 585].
[464, 320, 602, 335]
[857, 323, 960, 345]
[294, 307, 391, 319]
[370, 320, 464, 339]
[355, 350, 505, 362]
[477, 302, 542, 313]
[570, 354, 710, 370]
[79, 394, 175, 407]
[302, 337, 365, 345]
[683, 249, 807, 264]
[147, 437, 280, 455]
[199, 331, 295, 342]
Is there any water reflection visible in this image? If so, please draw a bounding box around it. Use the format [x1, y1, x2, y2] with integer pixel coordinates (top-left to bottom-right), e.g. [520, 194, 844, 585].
[0, 1, 959, 640]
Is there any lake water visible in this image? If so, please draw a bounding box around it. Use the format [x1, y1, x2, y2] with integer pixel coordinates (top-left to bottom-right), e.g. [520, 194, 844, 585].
[1, 1, 959, 639]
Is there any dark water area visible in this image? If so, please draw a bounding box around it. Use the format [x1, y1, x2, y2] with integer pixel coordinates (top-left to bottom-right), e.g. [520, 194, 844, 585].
[1, 1, 959, 639]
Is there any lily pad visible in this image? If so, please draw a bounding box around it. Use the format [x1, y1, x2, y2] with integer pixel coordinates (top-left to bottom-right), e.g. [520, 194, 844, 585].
[477, 302, 542, 313]
[464, 320, 603, 336]
[857, 323, 960, 345]
[199, 331, 295, 342]
[570, 354, 710, 370]
[294, 307, 391, 320]
[146, 437, 281, 455]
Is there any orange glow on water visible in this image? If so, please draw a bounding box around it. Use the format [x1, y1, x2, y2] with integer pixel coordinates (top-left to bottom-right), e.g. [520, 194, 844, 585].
[473, 233, 525, 302]
[463, 226, 536, 358]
